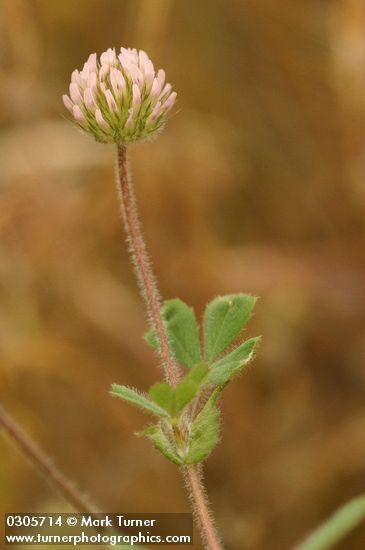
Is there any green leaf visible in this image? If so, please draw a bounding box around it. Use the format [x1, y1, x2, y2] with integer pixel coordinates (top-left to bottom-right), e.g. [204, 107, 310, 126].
[295, 495, 365, 550]
[203, 294, 257, 363]
[148, 365, 209, 417]
[212, 336, 260, 368]
[149, 383, 174, 415]
[174, 364, 209, 415]
[208, 337, 260, 385]
[111, 384, 169, 418]
[139, 424, 183, 465]
[144, 299, 201, 369]
[208, 361, 245, 386]
[183, 363, 209, 384]
[163, 299, 201, 369]
[185, 394, 220, 464]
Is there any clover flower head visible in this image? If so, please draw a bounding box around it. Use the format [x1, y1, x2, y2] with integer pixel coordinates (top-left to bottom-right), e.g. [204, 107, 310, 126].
[63, 47, 177, 144]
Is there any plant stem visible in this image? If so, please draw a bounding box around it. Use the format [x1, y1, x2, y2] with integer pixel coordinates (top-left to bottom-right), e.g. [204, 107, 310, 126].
[0, 403, 96, 514]
[184, 465, 223, 550]
[115, 144, 223, 549]
[115, 144, 179, 387]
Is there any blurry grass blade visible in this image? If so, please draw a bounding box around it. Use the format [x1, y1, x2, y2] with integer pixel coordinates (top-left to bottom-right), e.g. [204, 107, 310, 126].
[203, 294, 257, 362]
[111, 384, 169, 418]
[295, 495, 365, 550]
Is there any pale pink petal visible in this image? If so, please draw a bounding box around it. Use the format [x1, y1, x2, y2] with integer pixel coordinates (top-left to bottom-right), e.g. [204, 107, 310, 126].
[81, 61, 90, 76]
[110, 68, 126, 94]
[72, 105, 85, 123]
[71, 70, 81, 85]
[104, 89, 118, 112]
[100, 50, 109, 65]
[162, 91, 177, 113]
[62, 94, 74, 113]
[101, 48, 116, 65]
[128, 48, 138, 63]
[156, 69, 165, 89]
[150, 77, 162, 99]
[84, 88, 96, 111]
[144, 59, 155, 86]
[88, 72, 97, 90]
[132, 84, 141, 110]
[118, 54, 132, 74]
[147, 101, 162, 124]
[80, 63, 91, 86]
[95, 108, 109, 130]
[128, 64, 143, 84]
[86, 53, 97, 73]
[138, 50, 149, 68]
[99, 64, 109, 80]
[120, 47, 132, 59]
[69, 82, 82, 104]
[159, 83, 172, 99]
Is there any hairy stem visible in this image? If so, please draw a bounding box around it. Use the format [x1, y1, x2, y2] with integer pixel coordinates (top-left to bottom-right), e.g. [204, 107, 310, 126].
[0, 404, 96, 514]
[116, 144, 179, 387]
[184, 466, 222, 550]
[115, 144, 223, 549]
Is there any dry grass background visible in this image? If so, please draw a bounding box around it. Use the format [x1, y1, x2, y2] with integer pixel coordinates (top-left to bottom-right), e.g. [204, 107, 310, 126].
[1, 1, 365, 549]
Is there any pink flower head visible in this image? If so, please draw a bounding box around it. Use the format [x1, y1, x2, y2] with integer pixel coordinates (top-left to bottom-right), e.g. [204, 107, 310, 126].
[63, 46, 176, 143]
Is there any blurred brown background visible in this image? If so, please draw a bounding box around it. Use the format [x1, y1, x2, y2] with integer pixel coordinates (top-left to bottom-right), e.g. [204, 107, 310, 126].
[1, 1, 365, 549]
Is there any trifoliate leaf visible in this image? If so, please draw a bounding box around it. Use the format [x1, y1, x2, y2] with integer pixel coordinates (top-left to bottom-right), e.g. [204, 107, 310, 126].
[139, 424, 183, 465]
[203, 294, 257, 362]
[144, 299, 201, 369]
[174, 364, 209, 415]
[208, 337, 260, 386]
[111, 384, 169, 418]
[149, 383, 174, 415]
[184, 394, 220, 464]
